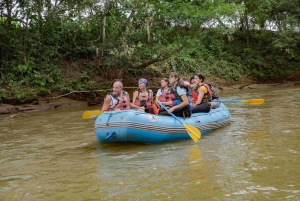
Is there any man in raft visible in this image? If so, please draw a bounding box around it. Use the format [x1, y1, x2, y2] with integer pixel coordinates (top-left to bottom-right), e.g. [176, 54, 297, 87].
[101, 81, 131, 112]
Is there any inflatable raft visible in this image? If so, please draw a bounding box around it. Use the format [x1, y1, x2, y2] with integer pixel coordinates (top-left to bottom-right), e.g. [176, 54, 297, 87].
[94, 103, 230, 143]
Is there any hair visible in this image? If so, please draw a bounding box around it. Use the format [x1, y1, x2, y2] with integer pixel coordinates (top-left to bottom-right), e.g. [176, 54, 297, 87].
[169, 72, 184, 87]
[190, 76, 195, 83]
[194, 73, 205, 82]
[161, 77, 169, 83]
[114, 81, 123, 88]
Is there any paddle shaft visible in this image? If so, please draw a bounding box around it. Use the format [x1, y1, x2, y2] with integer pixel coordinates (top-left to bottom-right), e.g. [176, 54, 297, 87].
[212, 99, 265, 104]
[212, 100, 241, 103]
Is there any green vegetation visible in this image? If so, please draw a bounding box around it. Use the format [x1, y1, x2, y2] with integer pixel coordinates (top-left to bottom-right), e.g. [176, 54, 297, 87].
[1, 0, 299, 104]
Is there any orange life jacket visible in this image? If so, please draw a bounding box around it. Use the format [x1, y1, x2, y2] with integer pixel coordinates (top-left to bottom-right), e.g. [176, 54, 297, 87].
[192, 83, 212, 103]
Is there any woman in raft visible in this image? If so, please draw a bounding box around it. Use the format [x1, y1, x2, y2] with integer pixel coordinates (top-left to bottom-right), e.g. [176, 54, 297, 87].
[158, 72, 192, 117]
[155, 77, 171, 114]
[191, 73, 212, 113]
[131, 78, 155, 114]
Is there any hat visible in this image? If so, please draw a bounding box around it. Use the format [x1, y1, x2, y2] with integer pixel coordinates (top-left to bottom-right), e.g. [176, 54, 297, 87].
[138, 78, 148, 87]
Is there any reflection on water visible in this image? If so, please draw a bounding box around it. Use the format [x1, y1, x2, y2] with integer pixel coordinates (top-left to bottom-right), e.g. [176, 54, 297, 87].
[1, 85, 300, 200]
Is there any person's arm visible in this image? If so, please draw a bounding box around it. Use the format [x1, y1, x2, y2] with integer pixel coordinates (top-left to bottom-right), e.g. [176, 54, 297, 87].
[193, 86, 206, 107]
[101, 95, 112, 112]
[155, 96, 159, 104]
[126, 92, 131, 103]
[149, 89, 154, 103]
[130, 91, 139, 109]
[161, 100, 173, 106]
[168, 87, 189, 113]
[168, 94, 188, 113]
[193, 90, 204, 107]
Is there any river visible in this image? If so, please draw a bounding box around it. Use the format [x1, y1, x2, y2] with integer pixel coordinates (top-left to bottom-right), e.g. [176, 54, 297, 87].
[1, 85, 300, 200]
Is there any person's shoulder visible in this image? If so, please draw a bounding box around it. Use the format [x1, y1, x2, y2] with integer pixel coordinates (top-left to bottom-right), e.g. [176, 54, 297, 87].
[177, 86, 186, 90]
[199, 85, 207, 92]
[104, 94, 112, 102]
[177, 86, 186, 93]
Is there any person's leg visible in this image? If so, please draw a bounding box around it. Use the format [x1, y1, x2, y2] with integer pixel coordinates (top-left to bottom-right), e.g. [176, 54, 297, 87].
[148, 106, 154, 114]
[210, 102, 218, 109]
[158, 108, 188, 117]
[191, 102, 210, 113]
[145, 106, 154, 114]
[158, 108, 165, 114]
[158, 110, 170, 116]
[172, 108, 185, 117]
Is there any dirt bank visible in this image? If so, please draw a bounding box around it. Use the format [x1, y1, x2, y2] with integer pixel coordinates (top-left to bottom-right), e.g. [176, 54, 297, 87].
[1, 80, 300, 117]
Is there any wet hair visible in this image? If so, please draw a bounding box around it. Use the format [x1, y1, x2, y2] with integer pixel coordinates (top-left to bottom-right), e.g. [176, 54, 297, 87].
[194, 73, 205, 82]
[161, 77, 169, 83]
[169, 72, 184, 87]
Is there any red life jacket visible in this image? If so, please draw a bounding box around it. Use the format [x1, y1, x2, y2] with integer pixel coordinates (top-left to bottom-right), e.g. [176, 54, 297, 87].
[108, 91, 131, 110]
[192, 83, 212, 103]
[157, 88, 174, 105]
[134, 89, 152, 108]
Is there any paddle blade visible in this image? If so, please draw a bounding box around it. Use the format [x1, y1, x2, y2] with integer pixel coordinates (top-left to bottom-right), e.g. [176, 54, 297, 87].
[184, 124, 201, 143]
[241, 99, 265, 104]
[82, 110, 103, 119]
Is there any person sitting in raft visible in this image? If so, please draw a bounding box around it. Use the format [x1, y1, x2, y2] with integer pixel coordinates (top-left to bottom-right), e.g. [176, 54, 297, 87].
[131, 78, 154, 113]
[101, 81, 131, 112]
[159, 72, 192, 117]
[155, 77, 171, 114]
[191, 73, 212, 113]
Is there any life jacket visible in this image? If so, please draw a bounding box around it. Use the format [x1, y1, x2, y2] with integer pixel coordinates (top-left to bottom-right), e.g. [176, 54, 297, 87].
[192, 83, 212, 103]
[204, 82, 219, 100]
[134, 89, 152, 108]
[157, 88, 174, 105]
[108, 91, 131, 110]
[169, 82, 192, 110]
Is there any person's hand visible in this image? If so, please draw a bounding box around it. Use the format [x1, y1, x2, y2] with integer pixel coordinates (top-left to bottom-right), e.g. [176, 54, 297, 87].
[168, 107, 175, 114]
[138, 106, 145, 112]
[160, 102, 167, 106]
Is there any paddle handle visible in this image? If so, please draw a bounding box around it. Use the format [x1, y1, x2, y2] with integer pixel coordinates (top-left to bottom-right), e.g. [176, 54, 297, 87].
[158, 103, 184, 125]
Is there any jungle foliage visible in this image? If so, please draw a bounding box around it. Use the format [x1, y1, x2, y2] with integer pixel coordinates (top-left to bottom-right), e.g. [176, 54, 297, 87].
[0, 0, 300, 103]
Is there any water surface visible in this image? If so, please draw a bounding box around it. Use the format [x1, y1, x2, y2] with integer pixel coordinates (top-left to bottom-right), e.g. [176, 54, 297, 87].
[1, 85, 300, 200]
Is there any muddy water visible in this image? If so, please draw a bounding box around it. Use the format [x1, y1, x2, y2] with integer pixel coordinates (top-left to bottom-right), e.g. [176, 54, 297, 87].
[1, 85, 300, 200]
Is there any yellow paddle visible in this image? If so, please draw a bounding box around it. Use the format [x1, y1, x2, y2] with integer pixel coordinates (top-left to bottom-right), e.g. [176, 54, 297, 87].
[158, 103, 201, 143]
[82, 110, 103, 119]
[213, 99, 265, 104]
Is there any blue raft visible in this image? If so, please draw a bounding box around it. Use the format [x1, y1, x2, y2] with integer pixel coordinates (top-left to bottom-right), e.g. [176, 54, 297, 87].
[94, 103, 231, 143]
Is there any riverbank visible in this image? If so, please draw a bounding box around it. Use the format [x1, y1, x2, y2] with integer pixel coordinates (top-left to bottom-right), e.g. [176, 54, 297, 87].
[1, 80, 300, 116]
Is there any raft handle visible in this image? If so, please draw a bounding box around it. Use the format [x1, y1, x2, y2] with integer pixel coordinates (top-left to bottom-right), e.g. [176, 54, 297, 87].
[105, 132, 116, 140]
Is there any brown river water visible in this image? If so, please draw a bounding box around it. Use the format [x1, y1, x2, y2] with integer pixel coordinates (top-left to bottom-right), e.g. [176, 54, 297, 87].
[1, 85, 300, 200]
